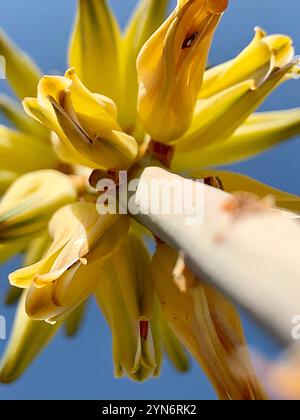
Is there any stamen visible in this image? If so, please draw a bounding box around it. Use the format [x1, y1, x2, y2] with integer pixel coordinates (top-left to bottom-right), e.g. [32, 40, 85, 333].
[139, 320, 149, 341]
[67, 261, 79, 271]
[182, 32, 198, 50]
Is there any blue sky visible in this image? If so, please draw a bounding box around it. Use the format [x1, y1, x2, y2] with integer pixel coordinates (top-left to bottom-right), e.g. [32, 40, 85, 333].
[0, 0, 299, 400]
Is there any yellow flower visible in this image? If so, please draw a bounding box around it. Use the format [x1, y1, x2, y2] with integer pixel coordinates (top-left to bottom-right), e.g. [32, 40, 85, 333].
[0, 170, 76, 243]
[192, 169, 300, 212]
[64, 302, 87, 338]
[179, 109, 300, 169]
[0, 242, 25, 263]
[0, 170, 17, 196]
[0, 33, 58, 194]
[151, 243, 267, 400]
[23, 69, 138, 170]
[0, 232, 85, 384]
[199, 28, 295, 98]
[170, 28, 300, 170]
[95, 233, 161, 381]
[69, 0, 121, 107]
[160, 315, 190, 373]
[137, 0, 228, 142]
[0, 292, 62, 384]
[0, 30, 42, 100]
[0, 94, 48, 139]
[5, 232, 51, 306]
[0, 98, 58, 196]
[0, 125, 57, 176]
[0, 0, 300, 400]
[120, 0, 169, 132]
[9, 202, 129, 322]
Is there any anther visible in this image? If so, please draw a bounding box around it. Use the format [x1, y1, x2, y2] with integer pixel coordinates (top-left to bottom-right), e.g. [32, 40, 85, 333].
[139, 320, 149, 341]
[182, 32, 198, 49]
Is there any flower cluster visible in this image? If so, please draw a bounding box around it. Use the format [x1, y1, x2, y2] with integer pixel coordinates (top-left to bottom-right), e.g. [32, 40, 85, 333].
[0, 0, 300, 399]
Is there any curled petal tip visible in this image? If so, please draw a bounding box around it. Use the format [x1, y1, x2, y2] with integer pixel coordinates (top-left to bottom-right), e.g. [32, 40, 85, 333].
[206, 0, 228, 13]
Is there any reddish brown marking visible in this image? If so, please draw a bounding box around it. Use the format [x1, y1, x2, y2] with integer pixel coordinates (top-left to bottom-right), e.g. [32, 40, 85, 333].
[222, 193, 273, 218]
[182, 32, 198, 49]
[204, 176, 224, 190]
[139, 320, 149, 341]
[148, 140, 174, 168]
[107, 169, 120, 185]
[154, 236, 164, 247]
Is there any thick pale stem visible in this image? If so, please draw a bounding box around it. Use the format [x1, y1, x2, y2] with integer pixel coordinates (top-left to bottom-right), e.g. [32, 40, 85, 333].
[128, 166, 300, 346]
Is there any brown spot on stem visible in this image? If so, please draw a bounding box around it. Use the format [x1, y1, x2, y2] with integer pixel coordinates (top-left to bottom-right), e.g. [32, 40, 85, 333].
[223, 193, 275, 219]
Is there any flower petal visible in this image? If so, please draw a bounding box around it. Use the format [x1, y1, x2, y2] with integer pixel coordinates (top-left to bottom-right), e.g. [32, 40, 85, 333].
[69, 0, 121, 105]
[0, 241, 25, 264]
[25, 215, 129, 322]
[0, 125, 58, 174]
[151, 243, 267, 400]
[0, 170, 17, 195]
[95, 233, 161, 381]
[137, 0, 227, 143]
[4, 233, 51, 305]
[200, 28, 294, 98]
[119, 0, 169, 132]
[171, 65, 296, 171]
[0, 30, 42, 99]
[174, 108, 300, 169]
[23, 71, 138, 170]
[161, 315, 190, 373]
[0, 94, 48, 139]
[64, 301, 87, 337]
[0, 170, 76, 243]
[0, 293, 62, 384]
[191, 169, 300, 213]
